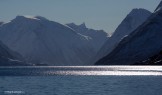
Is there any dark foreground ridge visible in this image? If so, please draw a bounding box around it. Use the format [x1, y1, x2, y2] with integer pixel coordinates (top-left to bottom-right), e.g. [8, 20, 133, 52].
[134, 50, 162, 65]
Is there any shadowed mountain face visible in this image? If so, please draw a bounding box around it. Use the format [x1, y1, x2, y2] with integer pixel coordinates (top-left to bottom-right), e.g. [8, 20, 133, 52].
[95, 1, 162, 65]
[0, 21, 27, 66]
[0, 16, 96, 66]
[93, 8, 151, 64]
[0, 41, 27, 66]
[134, 50, 162, 65]
[0, 22, 3, 26]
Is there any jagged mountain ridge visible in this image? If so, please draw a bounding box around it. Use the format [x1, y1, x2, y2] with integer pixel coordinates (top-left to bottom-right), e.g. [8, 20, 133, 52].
[95, 1, 162, 65]
[0, 16, 96, 66]
[66, 23, 109, 51]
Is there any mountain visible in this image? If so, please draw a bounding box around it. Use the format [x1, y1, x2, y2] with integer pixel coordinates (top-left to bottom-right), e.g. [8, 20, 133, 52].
[95, 1, 162, 65]
[0, 40, 27, 66]
[66, 23, 109, 51]
[0, 21, 27, 66]
[0, 16, 96, 66]
[0, 22, 3, 26]
[134, 50, 162, 65]
[93, 8, 151, 64]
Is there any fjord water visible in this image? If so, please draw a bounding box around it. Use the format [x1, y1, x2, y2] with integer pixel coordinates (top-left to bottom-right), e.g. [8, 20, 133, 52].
[0, 66, 162, 95]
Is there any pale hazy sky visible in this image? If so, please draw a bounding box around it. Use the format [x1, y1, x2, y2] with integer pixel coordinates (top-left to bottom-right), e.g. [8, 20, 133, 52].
[0, 0, 161, 33]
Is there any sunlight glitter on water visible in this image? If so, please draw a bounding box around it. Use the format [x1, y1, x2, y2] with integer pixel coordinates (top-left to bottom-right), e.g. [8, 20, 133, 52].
[1, 66, 162, 95]
[38, 66, 162, 76]
[43, 70, 162, 76]
[0, 66, 162, 76]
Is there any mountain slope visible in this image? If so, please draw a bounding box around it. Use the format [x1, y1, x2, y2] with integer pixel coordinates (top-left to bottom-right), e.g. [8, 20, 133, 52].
[0, 16, 96, 66]
[0, 41, 27, 66]
[134, 50, 162, 65]
[66, 23, 109, 51]
[94, 8, 151, 63]
[0, 22, 3, 25]
[96, 1, 162, 65]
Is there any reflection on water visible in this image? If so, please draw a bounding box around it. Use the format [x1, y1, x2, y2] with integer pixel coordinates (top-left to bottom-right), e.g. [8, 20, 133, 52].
[0, 66, 162, 95]
[0, 66, 162, 76]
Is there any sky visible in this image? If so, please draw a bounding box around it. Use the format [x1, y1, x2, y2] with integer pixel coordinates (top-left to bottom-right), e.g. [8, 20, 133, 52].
[0, 0, 161, 33]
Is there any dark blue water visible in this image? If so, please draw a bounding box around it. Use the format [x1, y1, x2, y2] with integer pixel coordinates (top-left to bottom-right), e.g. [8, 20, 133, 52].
[0, 66, 162, 95]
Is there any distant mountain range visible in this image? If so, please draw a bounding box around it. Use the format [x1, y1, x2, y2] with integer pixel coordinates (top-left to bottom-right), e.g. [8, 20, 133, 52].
[0, 1, 162, 66]
[0, 16, 108, 66]
[96, 1, 162, 65]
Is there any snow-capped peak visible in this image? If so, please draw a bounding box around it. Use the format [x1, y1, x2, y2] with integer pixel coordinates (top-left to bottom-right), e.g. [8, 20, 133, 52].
[14, 15, 40, 20]
[13, 15, 50, 22]
[155, 1, 162, 12]
[34, 16, 49, 21]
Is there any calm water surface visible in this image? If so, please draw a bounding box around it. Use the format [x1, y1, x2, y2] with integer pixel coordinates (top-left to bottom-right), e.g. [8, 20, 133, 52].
[0, 66, 162, 95]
